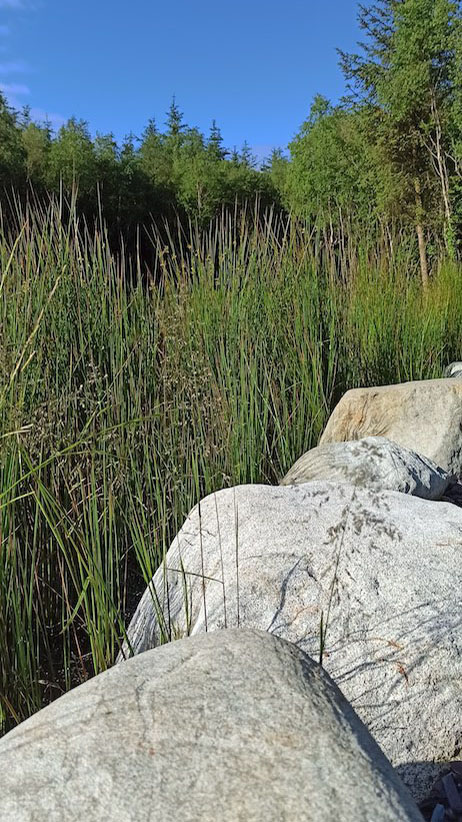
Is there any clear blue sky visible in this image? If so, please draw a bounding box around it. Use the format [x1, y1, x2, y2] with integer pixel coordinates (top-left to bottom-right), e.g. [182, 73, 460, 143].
[0, 0, 362, 160]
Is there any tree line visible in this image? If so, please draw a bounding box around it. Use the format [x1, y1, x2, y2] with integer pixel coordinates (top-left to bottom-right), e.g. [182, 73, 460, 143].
[286, 0, 462, 283]
[1, 0, 462, 281]
[1, 96, 280, 235]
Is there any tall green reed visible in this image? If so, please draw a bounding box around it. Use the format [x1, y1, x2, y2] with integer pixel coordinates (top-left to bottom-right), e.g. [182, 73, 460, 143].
[0, 197, 460, 733]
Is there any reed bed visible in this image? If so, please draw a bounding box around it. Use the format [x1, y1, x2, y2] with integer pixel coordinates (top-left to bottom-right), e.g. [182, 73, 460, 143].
[0, 197, 460, 734]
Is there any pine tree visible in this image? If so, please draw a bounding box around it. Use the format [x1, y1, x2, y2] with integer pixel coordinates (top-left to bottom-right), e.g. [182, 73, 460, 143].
[0, 92, 25, 188]
[142, 117, 158, 139]
[166, 96, 185, 137]
[339, 0, 462, 282]
[240, 141, 256, 168]
[208, 120, 226, 160]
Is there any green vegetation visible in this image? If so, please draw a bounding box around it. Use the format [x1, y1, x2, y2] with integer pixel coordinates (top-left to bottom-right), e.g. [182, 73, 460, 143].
[2, 0, 462, 272]
[288, 0, 462, 283]
[1, 198, 461, 734]
[6, 99, 277, 238]
[2, 0, 462, 733]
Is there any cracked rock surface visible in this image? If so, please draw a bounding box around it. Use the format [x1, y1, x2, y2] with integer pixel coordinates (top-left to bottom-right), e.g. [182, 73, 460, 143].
[120, 482, 462, 801]
[0, 629, 422, 822]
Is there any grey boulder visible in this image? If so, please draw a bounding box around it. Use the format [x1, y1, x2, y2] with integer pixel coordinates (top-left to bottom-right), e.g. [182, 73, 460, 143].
[280, 435, 452, 499]
[0, 629, 422, 822]
[444, 362, 462, 379]
[319, 378, 462, 476]
[121, 482, 462, 801]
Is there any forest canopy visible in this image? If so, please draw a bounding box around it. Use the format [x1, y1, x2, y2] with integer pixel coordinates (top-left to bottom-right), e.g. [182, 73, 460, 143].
[2, 0, 462, 281]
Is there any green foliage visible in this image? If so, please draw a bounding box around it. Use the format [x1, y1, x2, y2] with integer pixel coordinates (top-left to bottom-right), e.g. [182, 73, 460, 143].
[21, 121, 51, 185]
[279, 0, 462, 274]
[261, 148, 289, 199]
[208, 120, 227, 161]
[166, 96, 185, 137]
[48, 117, 96, 195]
[1, 0, 461, 262]
[0, 93, 25, 187]
[1, 199, 461, 733]
[0, 92, 281, 233]
[286, 96, 377, 226]
[336, 0, 462, 271]
[5, 0, 462, 737]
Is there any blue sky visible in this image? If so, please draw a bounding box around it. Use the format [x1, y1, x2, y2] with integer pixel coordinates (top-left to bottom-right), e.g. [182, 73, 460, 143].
[0, 0, 362, 161]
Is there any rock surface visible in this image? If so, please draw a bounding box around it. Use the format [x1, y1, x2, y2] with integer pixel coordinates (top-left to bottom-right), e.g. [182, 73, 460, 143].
[444, 362, 462, 379]
[120, 482, 462, 801]
[281, 436, 452, 499]
[319, 379, 462, 476]
[0, 630, 423, 822]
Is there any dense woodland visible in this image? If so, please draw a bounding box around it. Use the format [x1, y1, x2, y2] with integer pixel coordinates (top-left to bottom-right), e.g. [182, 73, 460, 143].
[2, 0, 462, 281]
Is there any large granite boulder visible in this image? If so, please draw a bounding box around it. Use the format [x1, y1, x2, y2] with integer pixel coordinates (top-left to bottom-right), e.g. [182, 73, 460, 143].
[280, 435, 452, 499]
[319, 379, 462, 476]
[0, 630, 422, 822]
[120, 482, 462, 801]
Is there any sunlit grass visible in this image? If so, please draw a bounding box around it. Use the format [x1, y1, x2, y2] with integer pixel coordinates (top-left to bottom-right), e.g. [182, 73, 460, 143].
[0, 196, 460, 733]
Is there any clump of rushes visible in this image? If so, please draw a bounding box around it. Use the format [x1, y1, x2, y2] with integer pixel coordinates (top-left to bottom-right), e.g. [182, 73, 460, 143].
[0, 194, 460, 734]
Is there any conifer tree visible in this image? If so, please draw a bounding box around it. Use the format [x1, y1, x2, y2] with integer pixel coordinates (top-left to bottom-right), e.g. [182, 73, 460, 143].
[208, 120, 226, 160]
[48, 117, 96, 199]
[0, 92, 25, 188]
[166, 96, 185, 137]
[339, 0, 462, 281]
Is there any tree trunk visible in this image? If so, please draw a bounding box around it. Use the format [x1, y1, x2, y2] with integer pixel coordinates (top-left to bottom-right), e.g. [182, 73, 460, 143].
[414, 178, 429, 287]
[430, 93, 453, 256]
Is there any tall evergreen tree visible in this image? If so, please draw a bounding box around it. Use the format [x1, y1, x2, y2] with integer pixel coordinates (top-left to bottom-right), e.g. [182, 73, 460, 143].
[240, 141, 257, 168]
[140, 119, 166, 181]
[207, 120, 227, 160]
[340, 0, 462, 282]
[166, 96, 185, 137]
[0, 92, 25, 188]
